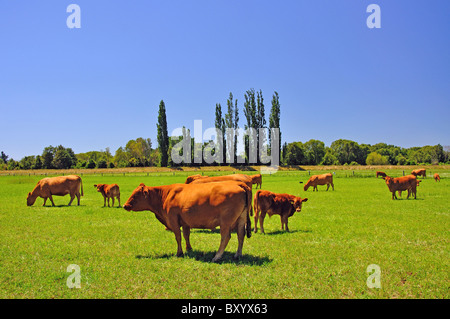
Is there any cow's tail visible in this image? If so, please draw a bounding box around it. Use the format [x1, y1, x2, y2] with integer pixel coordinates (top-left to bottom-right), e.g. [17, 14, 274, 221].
[80, 177, 84, 196]
[238, 183, 253, 239]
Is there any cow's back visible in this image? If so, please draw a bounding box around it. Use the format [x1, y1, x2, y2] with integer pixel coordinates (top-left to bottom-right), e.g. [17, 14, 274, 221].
[46, 175, 82, 195]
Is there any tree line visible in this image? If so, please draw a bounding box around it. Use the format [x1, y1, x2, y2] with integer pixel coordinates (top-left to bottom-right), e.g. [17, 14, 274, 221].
[1, 89, 449, 170]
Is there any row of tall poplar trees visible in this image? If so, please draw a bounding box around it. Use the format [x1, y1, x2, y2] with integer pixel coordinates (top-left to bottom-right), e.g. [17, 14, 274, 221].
[156, 89, 281, 167]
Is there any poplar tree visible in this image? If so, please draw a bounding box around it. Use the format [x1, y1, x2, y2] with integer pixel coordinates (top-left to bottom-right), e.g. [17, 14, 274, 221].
[157, 100, 169, 167]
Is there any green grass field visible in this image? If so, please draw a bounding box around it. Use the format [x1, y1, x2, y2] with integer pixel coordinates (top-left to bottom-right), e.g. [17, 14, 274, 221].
[0, 169, 448, 298]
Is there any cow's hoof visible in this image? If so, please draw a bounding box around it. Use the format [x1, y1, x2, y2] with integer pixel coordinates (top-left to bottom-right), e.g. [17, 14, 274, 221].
[211, 256, 222, 263]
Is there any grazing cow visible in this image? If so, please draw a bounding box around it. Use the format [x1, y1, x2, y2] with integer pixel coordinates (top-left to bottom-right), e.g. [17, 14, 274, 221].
[250, 174, 262, 189]
[123, 181, 252, 262]
[382, 175, 417, 200]
[411, 169, 426, 178]
[303, 173, 334, 191]
[434, 173, 440, 182]
[188, 174, 253, 189]
[27, 175, 83, 206]
[94, 184, 121, 207]
[376, 171, 387, 178]
[253, 190, 308, 234]
[185, 174, 209, 184]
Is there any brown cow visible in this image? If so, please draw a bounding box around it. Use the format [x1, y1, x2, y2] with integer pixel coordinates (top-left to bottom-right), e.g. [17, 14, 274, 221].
[185, 174, 209, 184]
[250, 174, 262, 189]
[411, 169, 426, 178]
[27, 175, 83, 206]
[123, 181, 252, 262]
[188, 174, 253, 189]
[253, 190, 308, 234]
[434, 173, 440, 182]
[398, 179, 421, 198]
[376, 171, 387, 178]
[303, 173, 334, 191]
[94, 184, 120, 207]
[382, 175, 417, 200]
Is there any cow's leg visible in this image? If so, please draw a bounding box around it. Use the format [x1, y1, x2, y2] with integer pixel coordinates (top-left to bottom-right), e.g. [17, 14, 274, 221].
[182, 226, 192, 252]
[253, 207, 259, 233]
[108, 197, 111, 207]
[117, 195, 121, 207]
[173, 227, 184, 257]
[259, 211, 267, 234]
[68, 194, 75, 206]
[42, 197, 48, 206]
[234, 216, 246, 260]
[212, 226, 231, 262]
[103, 196, 106, 207]
[284, 216, 290, 232]
[331, 182, 334, 191]
[49, 195, 56, 206]
[76, 192, 81, 206]
[326, 184, 330, 191]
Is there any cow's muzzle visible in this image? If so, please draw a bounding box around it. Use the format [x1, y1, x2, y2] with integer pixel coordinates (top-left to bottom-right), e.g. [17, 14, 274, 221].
[123, 204, 132, 211]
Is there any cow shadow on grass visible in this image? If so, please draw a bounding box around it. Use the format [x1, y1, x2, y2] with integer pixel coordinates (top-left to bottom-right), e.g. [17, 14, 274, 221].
[136, 250, 272, 266]
[261, 229, 312, 236]
[39, 204, 87, 208]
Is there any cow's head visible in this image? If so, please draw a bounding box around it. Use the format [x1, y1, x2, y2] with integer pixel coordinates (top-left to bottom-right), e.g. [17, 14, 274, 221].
[382, 176, 394, 187]
[289, 197, 308, 215]
[94, 184, 106, 193]
[303, 181, 310, 191]
[26, 192, 37, 206]
[123, 183, 149, 211]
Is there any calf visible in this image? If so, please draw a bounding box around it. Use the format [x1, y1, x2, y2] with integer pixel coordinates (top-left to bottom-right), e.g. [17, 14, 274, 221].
[250, 174, 262, 189]
[253, 190, 308, 234]
[94, 184, 120, 207]
[434, 173, 440, 182]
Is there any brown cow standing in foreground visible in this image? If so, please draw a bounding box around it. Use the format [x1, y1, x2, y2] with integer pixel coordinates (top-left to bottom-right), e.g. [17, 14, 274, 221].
[253, 190, 308, 234]
[411, 169, 426, 178]
[27, 175, 83, 206]
[94, 184, 121, 207]
[303, 173, 334, 191]
[434, 173, 440, 182]
[382, 175, 417, 200]
[376, 171, 387, 178]
[123, 181, 252, 262]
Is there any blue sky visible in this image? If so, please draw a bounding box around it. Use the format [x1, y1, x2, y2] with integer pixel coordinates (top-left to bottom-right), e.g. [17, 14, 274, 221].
[1, 0, 449, 160]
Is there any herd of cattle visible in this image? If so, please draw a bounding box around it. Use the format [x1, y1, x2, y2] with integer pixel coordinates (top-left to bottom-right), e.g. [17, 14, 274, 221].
[25, 168, 440, 262]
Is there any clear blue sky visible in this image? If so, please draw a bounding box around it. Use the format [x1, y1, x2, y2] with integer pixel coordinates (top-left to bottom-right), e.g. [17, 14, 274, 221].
[1, 0, 449, 160]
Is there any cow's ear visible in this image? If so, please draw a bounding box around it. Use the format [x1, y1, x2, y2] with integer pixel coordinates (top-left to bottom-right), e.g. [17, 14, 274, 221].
[94, 184, 97, 187]
[302, 198, 308, 202]
[139, 183, 145, 187]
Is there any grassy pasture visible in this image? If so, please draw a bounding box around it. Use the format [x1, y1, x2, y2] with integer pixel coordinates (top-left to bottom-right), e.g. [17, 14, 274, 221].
[0, 169, 448, 298]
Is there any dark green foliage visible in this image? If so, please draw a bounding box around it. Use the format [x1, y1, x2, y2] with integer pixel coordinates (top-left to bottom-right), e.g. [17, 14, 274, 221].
[157, 100, 169, 167]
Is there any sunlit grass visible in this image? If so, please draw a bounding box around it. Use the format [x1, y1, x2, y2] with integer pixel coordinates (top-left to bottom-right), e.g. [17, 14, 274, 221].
[0, 170, 448, 298]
